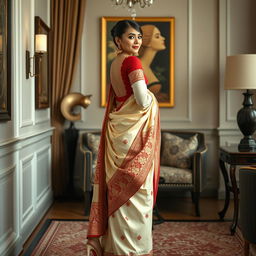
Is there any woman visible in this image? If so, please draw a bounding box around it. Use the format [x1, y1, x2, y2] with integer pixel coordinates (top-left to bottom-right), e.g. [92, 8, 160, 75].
[139, 25, 167, 102]
[86, 20, 161, 256]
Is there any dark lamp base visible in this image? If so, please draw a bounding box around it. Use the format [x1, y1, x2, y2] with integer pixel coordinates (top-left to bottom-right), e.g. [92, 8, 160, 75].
[238, 137, 256, 152]
[237, 90, 256, 152]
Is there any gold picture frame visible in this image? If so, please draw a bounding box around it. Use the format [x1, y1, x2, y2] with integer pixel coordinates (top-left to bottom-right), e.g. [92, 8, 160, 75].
[35, 16, 50, 109]
[0, 0, 11, 121]
[101, 16, 175, 108]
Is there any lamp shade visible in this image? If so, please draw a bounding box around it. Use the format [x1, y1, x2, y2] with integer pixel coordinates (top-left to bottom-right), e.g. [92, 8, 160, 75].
[224, 54, 256, 90]
[35, 34, 47, 53]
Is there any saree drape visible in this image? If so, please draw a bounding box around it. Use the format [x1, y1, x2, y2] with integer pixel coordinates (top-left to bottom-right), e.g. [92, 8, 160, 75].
[87, 87, 160, 255]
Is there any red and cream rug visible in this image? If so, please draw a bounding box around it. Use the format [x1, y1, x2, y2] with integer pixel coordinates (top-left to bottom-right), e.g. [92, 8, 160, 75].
[26, 220, 243, 256]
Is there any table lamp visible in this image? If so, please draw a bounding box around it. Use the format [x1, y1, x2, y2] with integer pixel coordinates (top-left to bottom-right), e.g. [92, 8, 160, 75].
[224, 54, 256, 151]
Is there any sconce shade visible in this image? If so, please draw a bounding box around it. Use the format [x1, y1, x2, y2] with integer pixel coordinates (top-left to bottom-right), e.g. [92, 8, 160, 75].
[224, 54, 256, 90]
[35, 34, 47, 53]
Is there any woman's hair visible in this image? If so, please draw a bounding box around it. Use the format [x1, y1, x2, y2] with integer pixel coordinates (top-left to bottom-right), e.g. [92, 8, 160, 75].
[140, 25, 155, 47]
[139, 25, 156, 56]
[111, 20, 142, 47]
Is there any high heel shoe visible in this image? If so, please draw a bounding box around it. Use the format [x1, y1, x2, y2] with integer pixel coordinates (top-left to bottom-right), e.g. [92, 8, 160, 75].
[86, 239, 103, 256]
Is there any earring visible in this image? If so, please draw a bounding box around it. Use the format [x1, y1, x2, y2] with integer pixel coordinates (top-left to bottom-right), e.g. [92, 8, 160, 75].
[115, 45, 123, 55]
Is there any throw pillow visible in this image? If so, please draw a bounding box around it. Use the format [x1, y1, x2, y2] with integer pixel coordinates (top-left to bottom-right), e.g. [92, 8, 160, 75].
[160, 166, 192, 184]
[160, 133, 198, 169]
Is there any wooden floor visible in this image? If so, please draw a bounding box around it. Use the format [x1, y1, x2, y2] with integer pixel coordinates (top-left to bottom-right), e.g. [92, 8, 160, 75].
[20, 196, 234, 255]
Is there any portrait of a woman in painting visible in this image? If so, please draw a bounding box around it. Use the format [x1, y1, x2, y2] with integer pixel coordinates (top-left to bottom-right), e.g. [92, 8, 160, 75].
[139, 24, 168, 103]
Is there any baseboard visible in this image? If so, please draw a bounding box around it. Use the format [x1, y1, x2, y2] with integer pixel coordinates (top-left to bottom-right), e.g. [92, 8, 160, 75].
[1, 235, 23, 256]
[17, 189, 53, 256]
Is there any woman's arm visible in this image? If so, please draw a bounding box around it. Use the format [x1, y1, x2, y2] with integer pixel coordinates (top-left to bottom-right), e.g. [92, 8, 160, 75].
[125, 56, 152, 108]
[131, 80, 152, 108]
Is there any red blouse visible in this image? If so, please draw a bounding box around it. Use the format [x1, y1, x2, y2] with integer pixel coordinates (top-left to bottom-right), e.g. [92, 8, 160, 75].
[115, 56, 148, 103]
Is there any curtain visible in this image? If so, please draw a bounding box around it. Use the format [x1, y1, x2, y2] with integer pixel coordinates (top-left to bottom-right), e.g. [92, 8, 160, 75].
[50, 0, 86, 196]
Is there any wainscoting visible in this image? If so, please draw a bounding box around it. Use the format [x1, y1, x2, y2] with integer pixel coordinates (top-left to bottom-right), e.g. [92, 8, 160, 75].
[0, 129, 53, 256]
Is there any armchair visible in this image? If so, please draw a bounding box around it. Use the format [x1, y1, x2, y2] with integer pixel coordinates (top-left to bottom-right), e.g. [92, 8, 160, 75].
[80, 130, 207, 217]
[79, 131, 101, 215]
[158, 130, 207, 217]
[239, 166, 256, 256]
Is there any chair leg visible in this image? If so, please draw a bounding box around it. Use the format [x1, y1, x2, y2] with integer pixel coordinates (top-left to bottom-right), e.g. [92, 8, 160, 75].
[244, 240, 250, 256]
[192, 191, 200, 217]
[153, 204, 165, 225]
[191, 191, 195, 203]
[84, 191, 92, 216]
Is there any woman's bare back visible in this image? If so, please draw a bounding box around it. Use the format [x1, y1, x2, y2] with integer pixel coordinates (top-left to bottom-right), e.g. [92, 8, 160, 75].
[110, 54, 130, 97]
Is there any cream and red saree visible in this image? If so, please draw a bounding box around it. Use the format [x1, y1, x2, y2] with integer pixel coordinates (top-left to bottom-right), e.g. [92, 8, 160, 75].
[87, 87, 160, 256]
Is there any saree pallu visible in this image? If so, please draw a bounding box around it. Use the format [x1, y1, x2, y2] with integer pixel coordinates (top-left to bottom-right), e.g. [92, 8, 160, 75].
[87, 88, 161, 256]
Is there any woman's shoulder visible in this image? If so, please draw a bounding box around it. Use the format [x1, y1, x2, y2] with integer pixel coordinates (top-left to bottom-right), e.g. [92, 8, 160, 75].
[123, 55, 141, 64]
[122, 55, 142, 72]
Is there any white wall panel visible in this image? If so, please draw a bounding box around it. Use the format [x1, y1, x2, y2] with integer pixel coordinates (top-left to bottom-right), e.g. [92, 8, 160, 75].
[0, 166, 16, 256]
[218, 0, 256, 198]
[35, 109, 50, 125]
[219, 0, 256, 130]
[0, 0, 52, 254]
[35, 0, 50, 26]
[20, 154, 34, 227]
[36, 146, 51, 202]
[20, 0, 34, 129]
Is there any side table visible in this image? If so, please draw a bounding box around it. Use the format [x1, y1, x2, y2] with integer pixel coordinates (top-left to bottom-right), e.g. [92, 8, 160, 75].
[218, 146, 256, 235]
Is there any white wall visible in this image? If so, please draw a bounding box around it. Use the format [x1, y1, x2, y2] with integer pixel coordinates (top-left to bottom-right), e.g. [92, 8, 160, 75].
[72, 0, 256, 197]
[218, 0, 256, 197]
[0, 0, 53, 255]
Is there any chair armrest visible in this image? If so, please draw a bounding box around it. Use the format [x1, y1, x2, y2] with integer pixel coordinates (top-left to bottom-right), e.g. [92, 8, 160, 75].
[192, 145, 207, 192]
[79, 144, 93, 192]
[195, 145, 207, 155]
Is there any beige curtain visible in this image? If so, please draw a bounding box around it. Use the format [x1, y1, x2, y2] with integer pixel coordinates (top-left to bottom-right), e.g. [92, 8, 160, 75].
[50, 0, 86, 196]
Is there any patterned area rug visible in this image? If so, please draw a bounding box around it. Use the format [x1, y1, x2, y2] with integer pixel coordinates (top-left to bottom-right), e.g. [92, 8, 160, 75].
[25, 220, 243, 256]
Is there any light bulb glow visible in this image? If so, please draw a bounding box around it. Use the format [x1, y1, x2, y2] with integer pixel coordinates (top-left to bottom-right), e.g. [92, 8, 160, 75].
[35, 34, 47, 53]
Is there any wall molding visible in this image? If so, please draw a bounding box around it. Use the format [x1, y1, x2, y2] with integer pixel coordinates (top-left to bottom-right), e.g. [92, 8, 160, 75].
[0, 229, 17, 256]
[0, 166, 16, 256]
[36, 145, 51, 203]
[20, 154, 34, 228]
[0, 127, 53, 148]
[0, 165, 16, 180]
[35, 110, 50, 125]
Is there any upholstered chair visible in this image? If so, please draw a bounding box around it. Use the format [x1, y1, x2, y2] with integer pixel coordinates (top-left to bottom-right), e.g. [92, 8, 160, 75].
[79, 131, 101, 215]
[80, 130, 207, 217]
[158, 130, 207, 217]
[239, 166, 256, 256]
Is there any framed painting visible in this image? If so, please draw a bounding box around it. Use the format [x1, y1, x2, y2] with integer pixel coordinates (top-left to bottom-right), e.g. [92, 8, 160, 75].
[101, 16, 175, 108]
[0, 0, 11, 121]
[35, 16, 50, 109]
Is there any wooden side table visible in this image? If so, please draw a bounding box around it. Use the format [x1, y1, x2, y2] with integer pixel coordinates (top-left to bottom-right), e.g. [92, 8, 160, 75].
[218, 146, 256, 235]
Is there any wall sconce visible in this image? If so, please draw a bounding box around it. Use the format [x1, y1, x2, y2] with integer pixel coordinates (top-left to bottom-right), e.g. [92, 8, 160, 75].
[26, 34, 47, 79]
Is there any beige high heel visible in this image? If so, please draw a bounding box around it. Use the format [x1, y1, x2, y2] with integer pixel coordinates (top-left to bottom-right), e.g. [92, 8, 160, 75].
[86, 239, 103, 256]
